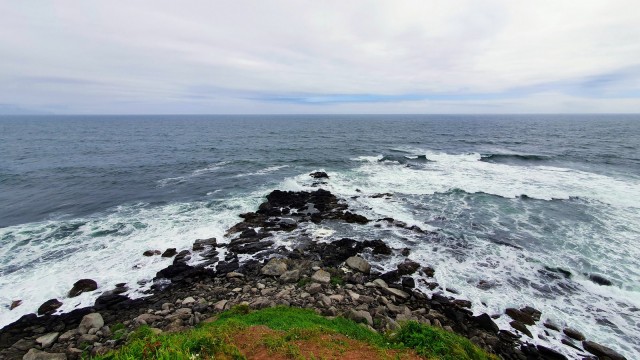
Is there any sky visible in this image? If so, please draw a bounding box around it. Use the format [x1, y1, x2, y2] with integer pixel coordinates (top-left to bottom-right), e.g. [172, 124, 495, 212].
[1, 0, 639, 114]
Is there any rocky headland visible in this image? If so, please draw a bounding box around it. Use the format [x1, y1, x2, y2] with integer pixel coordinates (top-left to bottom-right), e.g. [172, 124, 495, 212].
[0, 173, 627, 360]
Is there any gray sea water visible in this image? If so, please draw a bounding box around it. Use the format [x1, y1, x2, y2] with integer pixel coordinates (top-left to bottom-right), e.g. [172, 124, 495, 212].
[1, 114, 639, 358]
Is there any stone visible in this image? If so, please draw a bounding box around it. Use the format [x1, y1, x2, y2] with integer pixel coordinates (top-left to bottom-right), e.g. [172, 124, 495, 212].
[589, 274, 612, 286]
[348, 309, 373, 326]
[473, 313, 499, 333]
[397, 259, 420, 275]
[226, 272, 244, 278]
[279, 270, 300, 283]
[372, 278, 388, 288]
[58, 329, 77, 342]
[182, 296, 196, 305]
[318, 294, 332, 307]
[37, 299, 63, 315]
[35, 332, 59, 348]
[543, 320, 561, 332]
[143, 250, 160, 256]
[345, 256, 371, 274]
[381, 286, 410, 300]
[214, 300, 228, 311]
[78, 334, 98, 343]
[582, 341, 627, 360]
[310, 171, 329, 179]
[536, 345, 568, 360]
[22, 348, 67, 360]
[510, 321, 532, 338]
[261, 258, 288, 276]
[401, 277, 415, 289]
[311, 269, 331, 284]
[78, 313, 104, 335]
[346, 290, 360, 301]
[10, 299, 22, 310]
[562, 327, 585, 341]
[12, 339, 36, 351]
[307, 283, 323, 294]
[505, 308, 535, 325]
[161, 248, 177, 257]
[68, 279, 98, 297]
[135, 313, 162, 324]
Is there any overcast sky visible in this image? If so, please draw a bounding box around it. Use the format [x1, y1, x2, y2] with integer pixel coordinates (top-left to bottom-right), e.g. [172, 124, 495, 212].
[1, 1, 639, 114]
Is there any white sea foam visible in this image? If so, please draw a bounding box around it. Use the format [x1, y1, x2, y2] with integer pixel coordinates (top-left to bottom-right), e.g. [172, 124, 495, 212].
[0, 190, 264, 328]
[233, 165, 289, 177]
[156, 161, 228, 187]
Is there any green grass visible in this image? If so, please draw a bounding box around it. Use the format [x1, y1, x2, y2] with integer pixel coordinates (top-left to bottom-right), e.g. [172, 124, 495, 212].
[92, 306, 497, 360]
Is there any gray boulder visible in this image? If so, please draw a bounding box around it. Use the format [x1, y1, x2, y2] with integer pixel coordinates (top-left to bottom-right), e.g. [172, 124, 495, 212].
[78, 313, 104, 335]
[35, 333, 59, 348]
[311, 269, 331, 284]
[345, 256, 371, 274]
[22, 348, 67, 360]
[261, 258, 288, 276]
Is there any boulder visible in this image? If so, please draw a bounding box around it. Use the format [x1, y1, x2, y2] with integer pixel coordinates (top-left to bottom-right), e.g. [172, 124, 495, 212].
[279, 270, 300, 283]
[510, 321, 532, 338]
[536, 345, 568, 360]
[348, 309, 373, 326]
[310, 171, 329, 179]
[37, 299, 62, 315]
[307, 283, 323, 294]
[582, 341, 627, 360]
[192, 237, 216, 251]
[10, 299, 22, 310]
[397, 259, 420, 275]
[35, 332, 59, 348]
[345, 256, 371, 274]
[311, 269, 331, 284]
[401, 277, 415, 289]
[68, 279, 98, 297]
[381, 286, 410, 300]
[505, 308, 535, 325]
[161, 248, 177, 257]
[78, 313, 104, 335]
[473, 313, 499, 333]
[22, 349, 67, 360]
[142, 250, 161, 256]
[589, 274, 613, 286]
[261, 258, 288, 276]
[562, 327, 585, 341]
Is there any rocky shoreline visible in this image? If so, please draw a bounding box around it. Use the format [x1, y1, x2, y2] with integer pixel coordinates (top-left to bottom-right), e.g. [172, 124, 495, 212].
[0, 174, 627, 360]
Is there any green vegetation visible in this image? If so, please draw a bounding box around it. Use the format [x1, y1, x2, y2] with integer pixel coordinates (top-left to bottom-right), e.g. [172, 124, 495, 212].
[92, 306, 497, 360]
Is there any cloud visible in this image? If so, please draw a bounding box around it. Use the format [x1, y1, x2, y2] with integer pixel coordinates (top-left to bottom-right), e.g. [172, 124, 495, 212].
[0, 0, 639, 113]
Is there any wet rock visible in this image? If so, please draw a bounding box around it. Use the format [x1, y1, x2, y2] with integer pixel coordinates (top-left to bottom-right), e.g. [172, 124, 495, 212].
[582, 340, 627, 360]
[520, 306, 541, 321]
[341, 211, 369, 224]
[473, 313, 499, 333]
[192, 237, 216, 251]
[589, 274, 613, 286]
[22, 348, 67, 360]
[505, 308, 535, 325]
[261, 258, 288, 276]
[279, 270, 300, 283]
[311, 269, 331, 284]
[345, 256, 371, 274]
[143, 250, 161, 256]
[35, 332, 59, 348]
[510, 320, 532, 338]
[78, 313, 104, 335]
[536, 345, 568, 360]
[10, 300, 22, 310]
[173, 250, 191, 264]
[422, 266, 435, 277]
[380, 270, 401, 284]
[397, 259, 420, 275]
[362, 239, 392, 255]
[161, 248, 177, 257]
[562, 327, 585, 341]
[543, 320, 561, 332]
[68, 279, 98, 297]
[309, 171, 329, 179]
[401, 277, 415, 289]
[37, 299, 63, 315]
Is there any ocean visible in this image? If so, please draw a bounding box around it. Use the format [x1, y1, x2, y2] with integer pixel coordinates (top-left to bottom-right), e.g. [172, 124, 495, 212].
[1, 114, 639, 358]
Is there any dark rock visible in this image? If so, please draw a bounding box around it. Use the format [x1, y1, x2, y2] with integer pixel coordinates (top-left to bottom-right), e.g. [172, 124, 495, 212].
[362, 239, 392, 255]
[422, 266, 435, 277]
[505, 308, 535, 325]
[453, 299, 472, 308]
[143, 250, 161, 256]
[562, 327, 585, 341]
[520, 306, 542, 321]
[380, 270, 401, 284]
[543, 266, 572, 278]
[9, 300, 22, 310]
[400, 248, 411, 256]
[68, 279, 98, 297]
[582, 340, 627, 360]
[510, 320, 532, 338]
[309, 171, 329, 179]
[473, 313, 499, 333]
[536, 345, 568, 360]
[589, 274, 613, 286]
[173, 250, 191, 264]
[216, 259, 240, 274]
[560, 338, 581, 351]
[371, 193, 392, 198]
[397, 259, 420, 275]
[341, 211, 369, 224]
[161, 248, 177, 257]
[401, 277, 415, 289]
[37, 299, 63, 315]
[192, 237, 216, 251]
[543, 320, 561, 332]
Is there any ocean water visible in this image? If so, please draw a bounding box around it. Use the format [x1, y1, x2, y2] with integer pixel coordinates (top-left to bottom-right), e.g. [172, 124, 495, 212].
[1, 114, 639, 358]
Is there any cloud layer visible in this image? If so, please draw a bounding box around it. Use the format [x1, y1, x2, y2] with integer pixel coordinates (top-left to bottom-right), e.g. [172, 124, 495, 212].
[1, 0, 639, 114]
